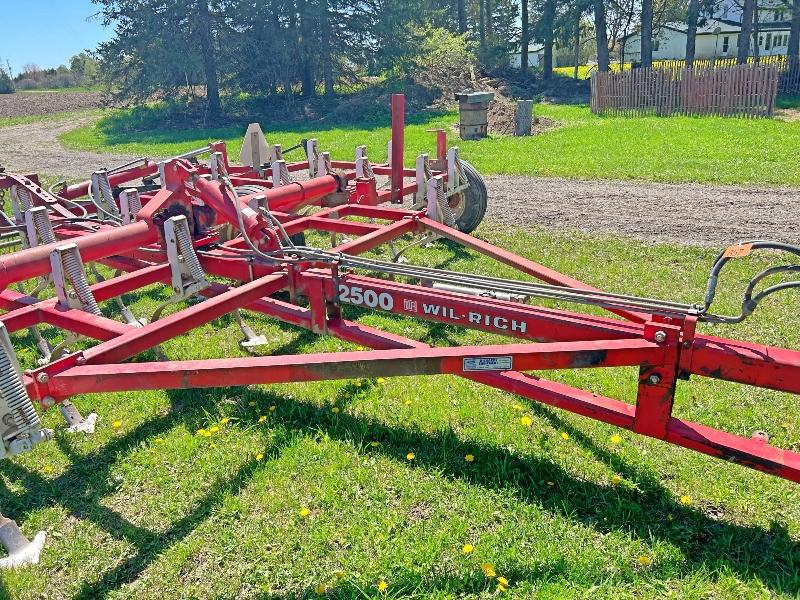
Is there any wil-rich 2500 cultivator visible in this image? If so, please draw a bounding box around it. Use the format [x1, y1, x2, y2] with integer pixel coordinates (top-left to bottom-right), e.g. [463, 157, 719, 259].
[0, 95, 798, 566]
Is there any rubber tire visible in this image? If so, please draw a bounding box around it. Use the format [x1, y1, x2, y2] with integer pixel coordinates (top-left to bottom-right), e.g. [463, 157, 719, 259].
[455, 160, 488, 234]
[234, 184, 306, 246]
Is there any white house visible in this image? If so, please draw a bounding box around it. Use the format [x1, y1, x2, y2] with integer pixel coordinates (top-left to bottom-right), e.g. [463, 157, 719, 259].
[620, 0, 792, 62]
[509, 44, 545, 68]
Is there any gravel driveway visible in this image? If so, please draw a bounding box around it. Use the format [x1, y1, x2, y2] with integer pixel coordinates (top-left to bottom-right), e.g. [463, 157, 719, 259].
[1, 117, 798, 247]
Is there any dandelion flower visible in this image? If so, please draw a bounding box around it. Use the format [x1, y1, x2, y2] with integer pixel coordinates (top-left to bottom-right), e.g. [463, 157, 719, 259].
[679, 495, 692, 506]
[481, 562, 496, 578]
[497, 576, 509, 591]
[42, 465, 54, 474]
[512, 404, 524, 411]
[220, 417, 231, 425]
[404, 400, 412, 406]
[464, 454, 475, 463]
[331, 407, 340, 414]
[258, 415, 267, 424]
[314, 583, 327, 595]
[520, 416, 533, 427]
[377, 580, 388, 593]
[269, 405, 277, 412]
[112, 420, 122, 429]
[210, 443, 216, 449]
[611, 474, 623, 485]
[248, 401, 256, 407]
[356, 346, 365, 351]
[610, 433, 622, 444]
[638, 555, 652, 566]
[377, 377, 386, 384]
[406, 452, 415, 461]
[299, 507, 311, 518]
[355, 380, 362, 387]
[462, 543, 474, 554]
[333, 570, 345, 580]
[154, 437, 164, 444]
[370, 441, 380, 447]
[256, 453, 264, 461]
[196, 428, 208, 436]
[209, 425, 220, 433]
[560, 432, 569, 440]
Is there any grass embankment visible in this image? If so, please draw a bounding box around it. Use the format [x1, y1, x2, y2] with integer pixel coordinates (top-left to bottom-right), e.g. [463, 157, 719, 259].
[60, 102, 800, 185]
[1, 225, 799, 599]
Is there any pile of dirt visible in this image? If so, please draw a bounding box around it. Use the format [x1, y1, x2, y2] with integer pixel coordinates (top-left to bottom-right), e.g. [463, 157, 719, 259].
[0, 92, 101, 118]
[486, 92, 559, 136]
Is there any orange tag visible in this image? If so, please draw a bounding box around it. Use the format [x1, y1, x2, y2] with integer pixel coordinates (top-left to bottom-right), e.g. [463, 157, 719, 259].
[723, 243, 753, 258]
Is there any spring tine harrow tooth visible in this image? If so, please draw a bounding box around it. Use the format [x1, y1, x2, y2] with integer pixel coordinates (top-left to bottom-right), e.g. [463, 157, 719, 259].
[0, 322, 53, 460]
[90, 170, 122, 222]
[317, 151, 332, 177]
[119, 188, 142, 225]
[270, 144, 283, 163]
[10, 184, 32, 223]
[306, 138, 319, 178]
[271, 159, 292, 187]
[58, 400, 98, 435]
[426, 175, 455, 229]
[0, 512, 46, 569]
[415, 153, 431, 208]
[355, 155, 375, 181]
[88, 264, 145, 327]
[50, 244, 102, 315]
[152, 215, 209, 321]
[234, 310, 269, 349]
[23, 207, 56, 247]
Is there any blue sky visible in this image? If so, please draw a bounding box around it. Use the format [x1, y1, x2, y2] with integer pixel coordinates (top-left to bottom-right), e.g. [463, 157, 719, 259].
[0, 0, 111, 75]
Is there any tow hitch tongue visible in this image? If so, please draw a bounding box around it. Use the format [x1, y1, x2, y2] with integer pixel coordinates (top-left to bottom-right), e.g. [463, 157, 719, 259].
[0, 94, 798, 567]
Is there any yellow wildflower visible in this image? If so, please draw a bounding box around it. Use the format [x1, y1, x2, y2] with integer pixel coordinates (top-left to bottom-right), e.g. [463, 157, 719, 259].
[610, 433, 622, 444]
[210, 443, 216, 449]
[333, 570, 345, 580]
[377, 377, 386, 384]
[248, 401, 256, 407]
[611, 474, 623, 485]
[638, 555, 652, 566]
[464, 454, 475, 463]
[406, 452, 415, 461]
[560, 432, 569, 440]
[112, 420, 122, 429]
[462, 543, 474, 554]
[154, 437, 164, 444]
[269, 405, 277, 412]
[42, 465, 54, 474]
[512, 404, 524, 411]
[679, 495, 692, 506]
[299, 507, 311, 518]
[377, 580, 388, 593]
[256, 453, 264, 461]
[520, 416, 533, 427]
[258, 415, 267, 424]
[220, 417, 230, 425]
[196, 428, 208, 436]
[481, 562, 496, 578]
[209, 425, 219, 433]
[497, 576, 509, 591]
[370, 441, 380, 447]
[404, 400, 412, 406]
[314, 583, 327, 595]
[331, 407, 340, 413]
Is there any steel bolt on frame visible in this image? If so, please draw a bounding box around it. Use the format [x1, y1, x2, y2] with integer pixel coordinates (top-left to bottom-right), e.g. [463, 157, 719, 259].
[0, 94, 799, 565]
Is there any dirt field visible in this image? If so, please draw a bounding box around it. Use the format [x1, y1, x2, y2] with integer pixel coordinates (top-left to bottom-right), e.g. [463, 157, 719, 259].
[0, 91, 101, 119]
[1, 116, 798, 247]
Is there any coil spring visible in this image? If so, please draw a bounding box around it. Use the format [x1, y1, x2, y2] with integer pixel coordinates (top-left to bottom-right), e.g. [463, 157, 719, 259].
[32, 210, 56, 245]
[436, 180, 456, 227]
[12, 185, 32, 221]
[0, 329, 40, 439]
[174, 220, 206, 285]
[63, 250, 102, 315]
[278, 160, 291, 186]
[92, 172, 121, 217]
[127, 191, 142, 218]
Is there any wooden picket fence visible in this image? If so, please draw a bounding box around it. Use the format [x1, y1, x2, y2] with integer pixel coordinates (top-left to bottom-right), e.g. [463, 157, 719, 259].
[591, 63, 779, 117]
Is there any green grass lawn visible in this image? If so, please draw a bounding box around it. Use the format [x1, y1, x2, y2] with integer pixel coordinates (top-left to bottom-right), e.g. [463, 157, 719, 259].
[1, 225, 799, 599]
[59, 103, 800, 186]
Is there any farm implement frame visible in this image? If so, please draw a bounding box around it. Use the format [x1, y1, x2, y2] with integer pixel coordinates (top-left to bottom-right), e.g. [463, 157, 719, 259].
[0, 94, 798, 566]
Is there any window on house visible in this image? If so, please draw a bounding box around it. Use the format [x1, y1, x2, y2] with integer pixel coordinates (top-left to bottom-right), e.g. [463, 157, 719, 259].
[759, 34, 764, 46]
[653, 39, 660, 51]
[722, 36, 730, 53]
[766, 32, 772, 50]
[775, 10, 785, 21]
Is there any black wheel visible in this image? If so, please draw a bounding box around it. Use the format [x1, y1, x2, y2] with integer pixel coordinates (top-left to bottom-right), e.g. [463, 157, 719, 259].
[234, 184, 305, 246]
[450, 160, 488, 233]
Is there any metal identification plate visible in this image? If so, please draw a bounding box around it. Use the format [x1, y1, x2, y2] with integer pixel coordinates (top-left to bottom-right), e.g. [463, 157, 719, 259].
[463, 356, 513, 372]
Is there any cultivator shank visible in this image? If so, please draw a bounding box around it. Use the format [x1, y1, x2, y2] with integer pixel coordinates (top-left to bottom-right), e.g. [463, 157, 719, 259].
[0, 94, 799, 566]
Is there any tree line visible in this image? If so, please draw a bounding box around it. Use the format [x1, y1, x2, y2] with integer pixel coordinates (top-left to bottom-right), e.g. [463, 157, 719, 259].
[92, 0, 800, 115]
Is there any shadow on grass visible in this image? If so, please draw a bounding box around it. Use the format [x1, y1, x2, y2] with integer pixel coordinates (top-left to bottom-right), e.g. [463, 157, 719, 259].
[1, 376, 796, 598]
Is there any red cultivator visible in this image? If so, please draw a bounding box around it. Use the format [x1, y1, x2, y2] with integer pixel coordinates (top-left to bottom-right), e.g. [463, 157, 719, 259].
[0, 95, 798, 566]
